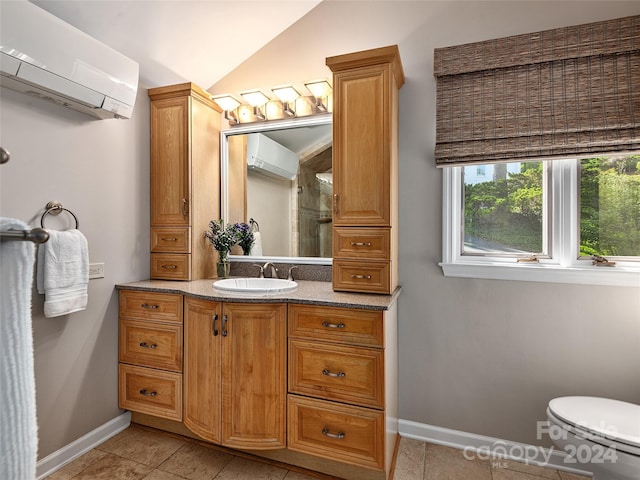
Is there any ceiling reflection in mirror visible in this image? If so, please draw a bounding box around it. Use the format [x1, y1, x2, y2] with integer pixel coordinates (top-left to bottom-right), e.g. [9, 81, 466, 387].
[221, 116, 333, 264]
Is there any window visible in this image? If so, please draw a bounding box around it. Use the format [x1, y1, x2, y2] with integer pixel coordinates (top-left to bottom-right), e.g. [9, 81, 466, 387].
[442, 156, 640, 286]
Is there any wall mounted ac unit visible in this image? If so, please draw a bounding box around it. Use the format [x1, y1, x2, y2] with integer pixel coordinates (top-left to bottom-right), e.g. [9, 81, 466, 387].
[246, 133, 299, 180]
[0, 1, 139, 119]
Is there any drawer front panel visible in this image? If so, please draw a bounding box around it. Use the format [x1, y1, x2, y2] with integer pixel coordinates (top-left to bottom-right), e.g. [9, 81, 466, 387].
[332, 260, 390, 294]
[288, 395, 384, 471]
[151, 227, 191, 253]
[119, 290, 183, 323]
[151, 253, 191, 280]
[119, 319, 183, 372]
[288, 304, 383, 347]
[333, 227, 390, 259]
[289, 340, 384, 409]
[118, 364, 182, 421]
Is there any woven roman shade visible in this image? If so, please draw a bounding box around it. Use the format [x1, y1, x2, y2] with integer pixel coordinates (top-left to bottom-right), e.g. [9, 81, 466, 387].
[434, 15, 640, 167]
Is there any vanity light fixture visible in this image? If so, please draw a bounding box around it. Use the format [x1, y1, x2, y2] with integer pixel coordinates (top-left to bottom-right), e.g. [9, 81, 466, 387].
[304, 80, 332, 113]
[240, 90, 270, 120]
[212, 95, 241, 125]
[271, 85, 300, 117]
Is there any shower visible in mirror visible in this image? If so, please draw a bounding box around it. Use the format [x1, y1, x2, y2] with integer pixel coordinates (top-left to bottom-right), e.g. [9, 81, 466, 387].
[221, 116, 333, 264]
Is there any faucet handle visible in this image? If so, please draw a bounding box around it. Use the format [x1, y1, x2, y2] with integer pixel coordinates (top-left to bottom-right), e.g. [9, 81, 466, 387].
[252, 264, 265, 278]
[287, 266, 298, 281]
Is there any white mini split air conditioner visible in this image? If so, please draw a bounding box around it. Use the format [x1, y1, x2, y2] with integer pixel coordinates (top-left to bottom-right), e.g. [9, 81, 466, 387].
[0, 1, 139, 119]
[246, 133, 299, 181]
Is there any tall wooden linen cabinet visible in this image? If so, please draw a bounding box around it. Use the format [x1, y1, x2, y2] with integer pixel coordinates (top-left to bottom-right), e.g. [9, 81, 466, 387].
[148, 83, 222, 280]
[328, 46, 404, 294]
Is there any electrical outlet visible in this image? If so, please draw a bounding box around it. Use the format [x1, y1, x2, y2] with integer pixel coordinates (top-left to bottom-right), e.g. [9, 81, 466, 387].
[89, 263, 104, 279]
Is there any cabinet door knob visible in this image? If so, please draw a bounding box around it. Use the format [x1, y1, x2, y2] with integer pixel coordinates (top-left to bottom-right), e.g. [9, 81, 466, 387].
[221, 315, 228, 337]
[322, 369, 346, 378]
[139, 389, 157, 397]
[322, 428, 345, 440]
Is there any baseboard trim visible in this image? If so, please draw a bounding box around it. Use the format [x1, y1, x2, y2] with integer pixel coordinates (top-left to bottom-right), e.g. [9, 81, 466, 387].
[36, 411, 131, 479]
[398, 419, 592, 477]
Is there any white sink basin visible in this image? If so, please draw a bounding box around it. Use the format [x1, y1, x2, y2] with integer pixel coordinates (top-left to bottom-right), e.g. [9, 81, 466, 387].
[213, 278, 297, 293]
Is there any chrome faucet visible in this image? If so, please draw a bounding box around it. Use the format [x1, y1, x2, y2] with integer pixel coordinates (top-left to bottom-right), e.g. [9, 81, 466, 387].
[262, 262, 278, 278]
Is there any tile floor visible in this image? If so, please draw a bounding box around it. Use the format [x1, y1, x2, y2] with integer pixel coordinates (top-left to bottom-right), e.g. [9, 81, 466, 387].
[44, 424, 591, 480]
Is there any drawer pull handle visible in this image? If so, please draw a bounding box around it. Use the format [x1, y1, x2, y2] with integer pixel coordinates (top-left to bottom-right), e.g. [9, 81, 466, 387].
[322, 369, 346, 378]
[182, 198, 188, 217]
[139, 342, 157, 349]
[162, 264, 177, 269]
[139, 389, 157, 397]
[350, 241, 372, 247]
[212, 313, 219, 336]
[141, 303, 159, 309]
[322, 321, 345, 329]
[322, 428, 345, 440]
[162, 237, 178, 242]
[351, 274, 372, 279]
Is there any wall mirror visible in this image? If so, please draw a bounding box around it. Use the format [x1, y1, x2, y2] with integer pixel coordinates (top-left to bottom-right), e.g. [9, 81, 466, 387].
[220, 115, 333, 265]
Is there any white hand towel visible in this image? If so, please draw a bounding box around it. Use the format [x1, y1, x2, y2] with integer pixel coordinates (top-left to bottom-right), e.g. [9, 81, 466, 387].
[37, 229, 89, 318]
[0, 217, 38, 480]
[250, 231, 263, 256]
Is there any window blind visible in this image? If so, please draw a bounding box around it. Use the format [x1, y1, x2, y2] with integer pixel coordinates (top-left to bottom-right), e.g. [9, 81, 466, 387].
[433, 15, 640, 167]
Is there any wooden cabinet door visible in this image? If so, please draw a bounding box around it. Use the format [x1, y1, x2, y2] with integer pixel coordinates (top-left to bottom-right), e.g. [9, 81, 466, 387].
[183, 297, 222, 444]
[151, 96, 190, 226]
[221, 303, 287, 450]
[332, 65, 391, 226]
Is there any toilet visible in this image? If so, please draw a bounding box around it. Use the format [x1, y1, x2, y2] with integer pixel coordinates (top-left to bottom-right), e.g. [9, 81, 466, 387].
[546, 396, 640, 480]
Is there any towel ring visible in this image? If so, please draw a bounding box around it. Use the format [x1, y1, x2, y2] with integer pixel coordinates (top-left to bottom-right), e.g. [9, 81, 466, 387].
[249, 218, 259, 232]
[41, 201, 79, 229]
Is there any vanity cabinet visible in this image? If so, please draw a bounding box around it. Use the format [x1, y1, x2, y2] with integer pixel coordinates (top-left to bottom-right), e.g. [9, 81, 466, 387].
[148, 82, 222, 280]
[118, 290, 183, 421]
[327, 46, 404, 294]
[287, 303, 397, 476]
[183, 298, 287, 450]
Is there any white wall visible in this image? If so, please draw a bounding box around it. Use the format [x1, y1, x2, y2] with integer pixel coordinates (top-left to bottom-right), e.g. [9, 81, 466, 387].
[0, 86, 150, 458]
[213, 0, 640, 446]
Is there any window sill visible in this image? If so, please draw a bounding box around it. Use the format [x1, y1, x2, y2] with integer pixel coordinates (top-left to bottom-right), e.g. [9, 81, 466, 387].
[439, 262, 640, 287]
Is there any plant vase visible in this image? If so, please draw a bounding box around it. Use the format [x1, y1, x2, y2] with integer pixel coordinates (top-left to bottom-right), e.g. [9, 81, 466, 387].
[216, 260, 230, 278]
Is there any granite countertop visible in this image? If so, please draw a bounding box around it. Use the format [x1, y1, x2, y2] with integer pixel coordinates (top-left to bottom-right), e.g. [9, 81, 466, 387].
[116, 278, 401, 311]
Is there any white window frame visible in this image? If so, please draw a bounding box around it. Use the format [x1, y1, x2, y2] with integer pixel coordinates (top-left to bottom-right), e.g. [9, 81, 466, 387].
[441, 159, 640, 287]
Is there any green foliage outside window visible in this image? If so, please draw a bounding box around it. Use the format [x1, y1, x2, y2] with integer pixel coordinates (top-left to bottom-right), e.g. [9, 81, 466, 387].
[464, 162, 543, 253]
[580, 156, 640, 257]
[463, 156, 640, 258]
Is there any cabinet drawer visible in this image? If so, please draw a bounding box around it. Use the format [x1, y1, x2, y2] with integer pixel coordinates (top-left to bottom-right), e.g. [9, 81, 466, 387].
[332, 260, 390, 294]
[119, 319, 182, 372]
[289, 340, 383, 409]
[118, 364, 182, 421]
[288, 304, 383, 347]
[151, 253, 191, 280]
[333, 227, 390, 259]
[119, 290, 183, 323]
[151, 227, 191, 253]
[288, 395, 384, 471]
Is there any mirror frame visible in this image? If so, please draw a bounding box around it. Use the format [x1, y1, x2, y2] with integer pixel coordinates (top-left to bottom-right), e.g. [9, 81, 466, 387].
[220, 114, 333, 265]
